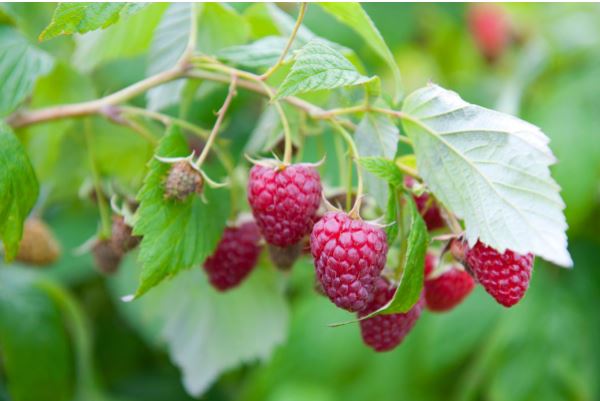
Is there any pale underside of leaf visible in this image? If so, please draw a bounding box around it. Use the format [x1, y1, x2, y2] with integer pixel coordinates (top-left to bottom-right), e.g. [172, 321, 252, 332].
[110, 259, 289, 397]
[146, 3, 191, 111]
[355, 114, 399, 209]
[402, 84, 571, 266]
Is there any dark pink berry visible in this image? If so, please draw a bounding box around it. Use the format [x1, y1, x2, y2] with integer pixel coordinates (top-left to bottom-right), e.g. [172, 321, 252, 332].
[310, 211, 388, 313]
[468, 4, 510, 63]
[203, 222, 262, 291]
[359, 278, 424, 352]
[248, 164, 322, 247]
[465, 240, 533, 307]
[404, 177, 445, 231]
[425, 260, 475, 312]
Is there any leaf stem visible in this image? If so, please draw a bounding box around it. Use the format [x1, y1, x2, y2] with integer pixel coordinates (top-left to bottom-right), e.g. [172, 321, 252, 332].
[177, 3, 198, 68]
[260, 3, 308, 81]
[83, 119, 111, 239]
[119, 105, 211, 139]
[194, 75, 238, 169]
[330, 120, 363, 218]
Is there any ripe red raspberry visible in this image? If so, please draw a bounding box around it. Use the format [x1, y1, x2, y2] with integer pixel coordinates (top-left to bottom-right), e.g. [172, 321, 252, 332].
[203, 222, 262, 291]
[404, 177, 445, 231]
[359, 278, 424, 352]
[465, 241, 533, 307]
[468, 4, 510, 63]
[248, 164, 321, 247]
[424, 255, 475, 312]
[311, 211, 388, 312]
[164, 161, 203, 201]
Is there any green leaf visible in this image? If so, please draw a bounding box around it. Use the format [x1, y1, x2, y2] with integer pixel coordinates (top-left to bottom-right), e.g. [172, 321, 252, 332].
[197, 3, 250, 55]
[0, 123, 39, 261]
[39, 3, 147, 41]
[0, 26, 53, 116]
[109, 256, 289, 397]
[146, 3, 250, 111]
[402, 83, 572, 267]
[73, 3, 167, 72]
[275, 39, 371, 100]
[22, 62, 96, 181]
[145, 3, 191, 111]
[0, 268, 73, 401]
[218, 36, 288, 69]
[355, 113, 399, 209]
[377, 198, 428, 315]
[132, 126, 230, 297]
[319, 2, 403, 101]
[244, 103, 301, 155]
[359, 157, 404, 188]
[384, 185, 400, 245]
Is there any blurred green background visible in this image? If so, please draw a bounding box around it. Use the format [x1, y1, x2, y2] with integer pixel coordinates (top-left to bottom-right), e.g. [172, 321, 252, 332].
[1, 3, 599, 401]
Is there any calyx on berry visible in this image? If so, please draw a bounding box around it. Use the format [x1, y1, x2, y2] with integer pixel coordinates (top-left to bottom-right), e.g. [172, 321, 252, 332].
[156, 153, 227, 202]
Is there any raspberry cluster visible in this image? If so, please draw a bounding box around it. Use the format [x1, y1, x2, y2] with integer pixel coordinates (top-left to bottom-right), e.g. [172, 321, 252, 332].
[424, 253, 475, 312]
[248, 164, 321, 247]
[311, 211, 388, 312]
[465, 240, 533, 307]
[359, 278, 425, 352]
[203, 221, 262, 291]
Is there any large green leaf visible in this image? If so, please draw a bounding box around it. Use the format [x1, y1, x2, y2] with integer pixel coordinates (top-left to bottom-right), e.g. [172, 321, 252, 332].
[402, 84, 571, 267]
[197, 3, 250, 55]
[354, 113, 399, 209]
[319, 3, 403, 100]
[145, 3, 191, 111]
[73, 3, 167, 72]
[0, 123, 39, 261]
[22, 62, 96, 181]
[109, 256, 289, 397]
[276, 40, 371, 99]
[146, 3, 250, 111]
[0, 268, 73, 401]
[0, 26, 53, 116]
[376, 198, 428, 315]
[217, 36, 288, 69]
[39, 3, 147, 41]
[132, 126, 230, 297]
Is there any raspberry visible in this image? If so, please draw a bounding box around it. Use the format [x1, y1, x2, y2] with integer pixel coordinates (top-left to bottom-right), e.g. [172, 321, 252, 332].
[248, 164, 321, 247]
[203, 222, 262, 291]
[92, 239, 123, 275]
[267, 243, 302, 271]
[468, 4, 510, 63]
[359, 278, 424, 352]
[164, 161, 203, 201]
[425, 261, 475, 312]
[16, 218, 61, 266]
[465, 241, 533, 307]
[423, 252, 437, 277]
[404, 177, 445, 231]
[111, 215, 140, 253]
[310, 211, 388, 312]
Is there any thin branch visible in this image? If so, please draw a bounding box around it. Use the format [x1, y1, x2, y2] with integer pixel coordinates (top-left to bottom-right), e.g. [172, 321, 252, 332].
[119, 105, 211, 139]
[7, 66, 185, 128]
[260, 3, 307, 80]
[194, 75, 238, 168]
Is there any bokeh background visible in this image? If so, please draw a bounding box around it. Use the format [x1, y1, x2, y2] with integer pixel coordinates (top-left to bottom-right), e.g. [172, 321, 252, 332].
[1, 3, 599, 401]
